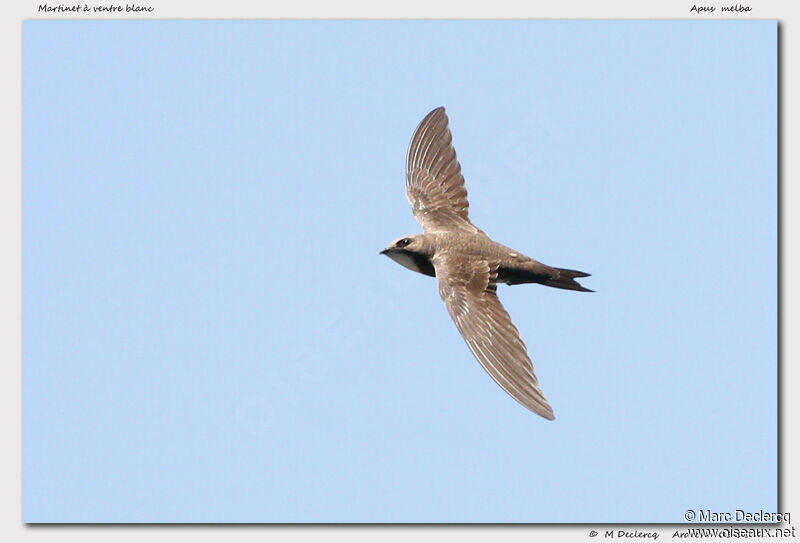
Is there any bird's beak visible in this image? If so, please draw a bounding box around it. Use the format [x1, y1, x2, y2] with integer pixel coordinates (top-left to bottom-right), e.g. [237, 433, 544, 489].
[379, 248, 389, 255]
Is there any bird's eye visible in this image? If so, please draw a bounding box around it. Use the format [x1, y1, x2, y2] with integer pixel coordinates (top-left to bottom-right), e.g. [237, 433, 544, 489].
[399, 238, 411, 247]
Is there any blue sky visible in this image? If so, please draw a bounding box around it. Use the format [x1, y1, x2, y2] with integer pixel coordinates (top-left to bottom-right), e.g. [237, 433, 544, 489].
[23, 20, 776, 522]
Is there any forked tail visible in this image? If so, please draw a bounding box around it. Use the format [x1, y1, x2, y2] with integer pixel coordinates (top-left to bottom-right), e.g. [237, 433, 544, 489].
[544, 267, 594, 292]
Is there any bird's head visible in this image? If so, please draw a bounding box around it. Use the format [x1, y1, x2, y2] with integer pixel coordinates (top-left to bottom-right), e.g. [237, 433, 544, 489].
[379, 235, 435, 277]
[380, 235, 423, 254]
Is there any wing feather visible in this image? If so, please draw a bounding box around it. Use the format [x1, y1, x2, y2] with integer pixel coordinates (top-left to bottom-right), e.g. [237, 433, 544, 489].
[405, 107, 478, 233]
[434, 256, 555, 419]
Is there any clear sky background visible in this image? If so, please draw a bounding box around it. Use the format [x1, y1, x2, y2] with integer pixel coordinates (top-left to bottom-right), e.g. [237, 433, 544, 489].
[22, 20, 776, 523]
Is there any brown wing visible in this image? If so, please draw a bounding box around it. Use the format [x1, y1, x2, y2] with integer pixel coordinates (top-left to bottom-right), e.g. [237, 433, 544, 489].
[434, 255, 555, 420]
[405, 107, 479, 234]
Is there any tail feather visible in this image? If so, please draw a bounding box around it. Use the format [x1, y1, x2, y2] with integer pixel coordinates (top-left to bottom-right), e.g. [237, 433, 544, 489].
[544, 267, 593, 292]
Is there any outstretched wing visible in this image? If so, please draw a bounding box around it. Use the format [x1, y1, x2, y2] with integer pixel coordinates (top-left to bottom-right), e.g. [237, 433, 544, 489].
[434, 255, 555, 419]
[406, 107, 479, 234]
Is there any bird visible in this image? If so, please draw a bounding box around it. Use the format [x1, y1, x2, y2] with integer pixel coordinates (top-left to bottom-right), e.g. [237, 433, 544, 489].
[380, 107, 592, 420]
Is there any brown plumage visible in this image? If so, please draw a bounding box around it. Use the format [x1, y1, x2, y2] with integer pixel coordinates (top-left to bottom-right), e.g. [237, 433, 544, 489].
[381, 107, 591, 420]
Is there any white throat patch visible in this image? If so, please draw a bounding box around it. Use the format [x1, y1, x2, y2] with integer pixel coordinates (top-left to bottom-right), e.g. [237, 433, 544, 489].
[387, 251, 423, 274]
